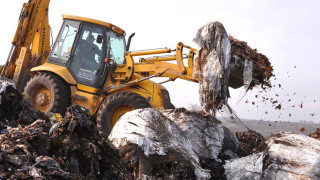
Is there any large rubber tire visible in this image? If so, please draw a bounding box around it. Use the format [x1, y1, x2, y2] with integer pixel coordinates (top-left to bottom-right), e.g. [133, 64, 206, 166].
[97, 91, 151, 137]
[24, 72, 71, 115]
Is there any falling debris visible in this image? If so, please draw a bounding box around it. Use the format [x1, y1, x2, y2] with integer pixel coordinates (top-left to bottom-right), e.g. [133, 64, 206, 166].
[300, 127, 305, 132]
[275, 104, 281, 110]
[300, 102, 303, 108]
[310, 113, 315, 117]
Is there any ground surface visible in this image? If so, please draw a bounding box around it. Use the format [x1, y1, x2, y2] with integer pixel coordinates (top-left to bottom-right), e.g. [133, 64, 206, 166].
[220, 118, 319, 138]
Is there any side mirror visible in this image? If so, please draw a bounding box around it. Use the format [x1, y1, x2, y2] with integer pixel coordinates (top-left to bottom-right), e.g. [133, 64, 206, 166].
[96, 35, 103, 44]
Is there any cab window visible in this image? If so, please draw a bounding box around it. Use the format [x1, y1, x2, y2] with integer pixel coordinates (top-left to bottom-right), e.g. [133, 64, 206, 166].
[107, 31, 126, 64]
[49, 20, 80, 65]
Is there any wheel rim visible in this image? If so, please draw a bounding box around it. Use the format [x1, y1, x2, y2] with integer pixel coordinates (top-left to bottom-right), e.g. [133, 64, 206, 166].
[33, 85, 51, 112]
[112, 106, 133, 126]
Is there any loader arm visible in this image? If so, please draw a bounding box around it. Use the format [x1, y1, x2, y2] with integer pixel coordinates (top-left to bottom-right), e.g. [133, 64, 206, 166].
[0, 0, 50, 90]
[114, 42, 198, 84]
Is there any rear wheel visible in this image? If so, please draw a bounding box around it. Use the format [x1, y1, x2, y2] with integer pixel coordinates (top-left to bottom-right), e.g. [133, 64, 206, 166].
[97, 91, 151, 137]
[24, 73, 71, 115]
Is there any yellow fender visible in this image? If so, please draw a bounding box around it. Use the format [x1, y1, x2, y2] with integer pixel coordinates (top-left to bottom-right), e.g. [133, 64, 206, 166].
[30, 62, 77, 85]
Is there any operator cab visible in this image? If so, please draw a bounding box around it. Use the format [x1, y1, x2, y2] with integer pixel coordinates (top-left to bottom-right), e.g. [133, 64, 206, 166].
[48, 15, 126, 89]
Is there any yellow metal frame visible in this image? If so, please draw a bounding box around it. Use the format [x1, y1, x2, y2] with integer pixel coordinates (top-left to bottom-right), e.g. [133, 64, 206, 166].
[62, 14, 125, 35]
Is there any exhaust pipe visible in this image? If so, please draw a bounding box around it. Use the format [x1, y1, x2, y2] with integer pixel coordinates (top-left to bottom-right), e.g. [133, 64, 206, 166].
[126, 33, 135, 51]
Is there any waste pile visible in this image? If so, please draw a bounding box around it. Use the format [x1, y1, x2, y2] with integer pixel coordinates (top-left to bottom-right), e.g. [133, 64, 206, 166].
[0, 80, 132, 179]
[193, 21, 273, 113]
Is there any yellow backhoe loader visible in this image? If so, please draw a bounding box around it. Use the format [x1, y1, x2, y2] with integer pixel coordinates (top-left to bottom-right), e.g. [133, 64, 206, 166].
[0, 0, 199, 136]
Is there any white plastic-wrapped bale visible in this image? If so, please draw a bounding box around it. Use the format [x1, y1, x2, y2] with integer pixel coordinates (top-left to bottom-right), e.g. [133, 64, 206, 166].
[160, 108, 238, 161]
[109, 108, 211, 179]
[224, 132, 320, 180]
[263, 132, 320, 179]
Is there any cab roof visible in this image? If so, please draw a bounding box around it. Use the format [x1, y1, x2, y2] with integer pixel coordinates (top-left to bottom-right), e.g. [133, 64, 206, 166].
[62, 14, 125, 35]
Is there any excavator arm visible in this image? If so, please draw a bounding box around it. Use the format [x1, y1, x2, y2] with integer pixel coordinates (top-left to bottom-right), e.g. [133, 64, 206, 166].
[0, 0, 50, 90]
[114, 42, 198, 83]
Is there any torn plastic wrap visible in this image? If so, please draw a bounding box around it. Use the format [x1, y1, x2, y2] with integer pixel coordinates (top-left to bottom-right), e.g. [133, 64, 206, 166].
[243, 59, 253, 89]
[193, 21, 231, 113]
[109, 108, 211, 179]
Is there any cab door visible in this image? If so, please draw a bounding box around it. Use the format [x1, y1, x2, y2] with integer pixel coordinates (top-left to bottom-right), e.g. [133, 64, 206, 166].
[68, 23, 107, 88]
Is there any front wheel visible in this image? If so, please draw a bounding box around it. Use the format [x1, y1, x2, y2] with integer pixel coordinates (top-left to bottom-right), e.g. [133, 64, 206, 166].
[24, 73, 71, 115]
[96, 91, 151, 137]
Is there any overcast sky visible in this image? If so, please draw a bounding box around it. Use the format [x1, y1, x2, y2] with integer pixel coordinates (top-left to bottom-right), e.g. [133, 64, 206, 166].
[0, 0, 319, 122]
